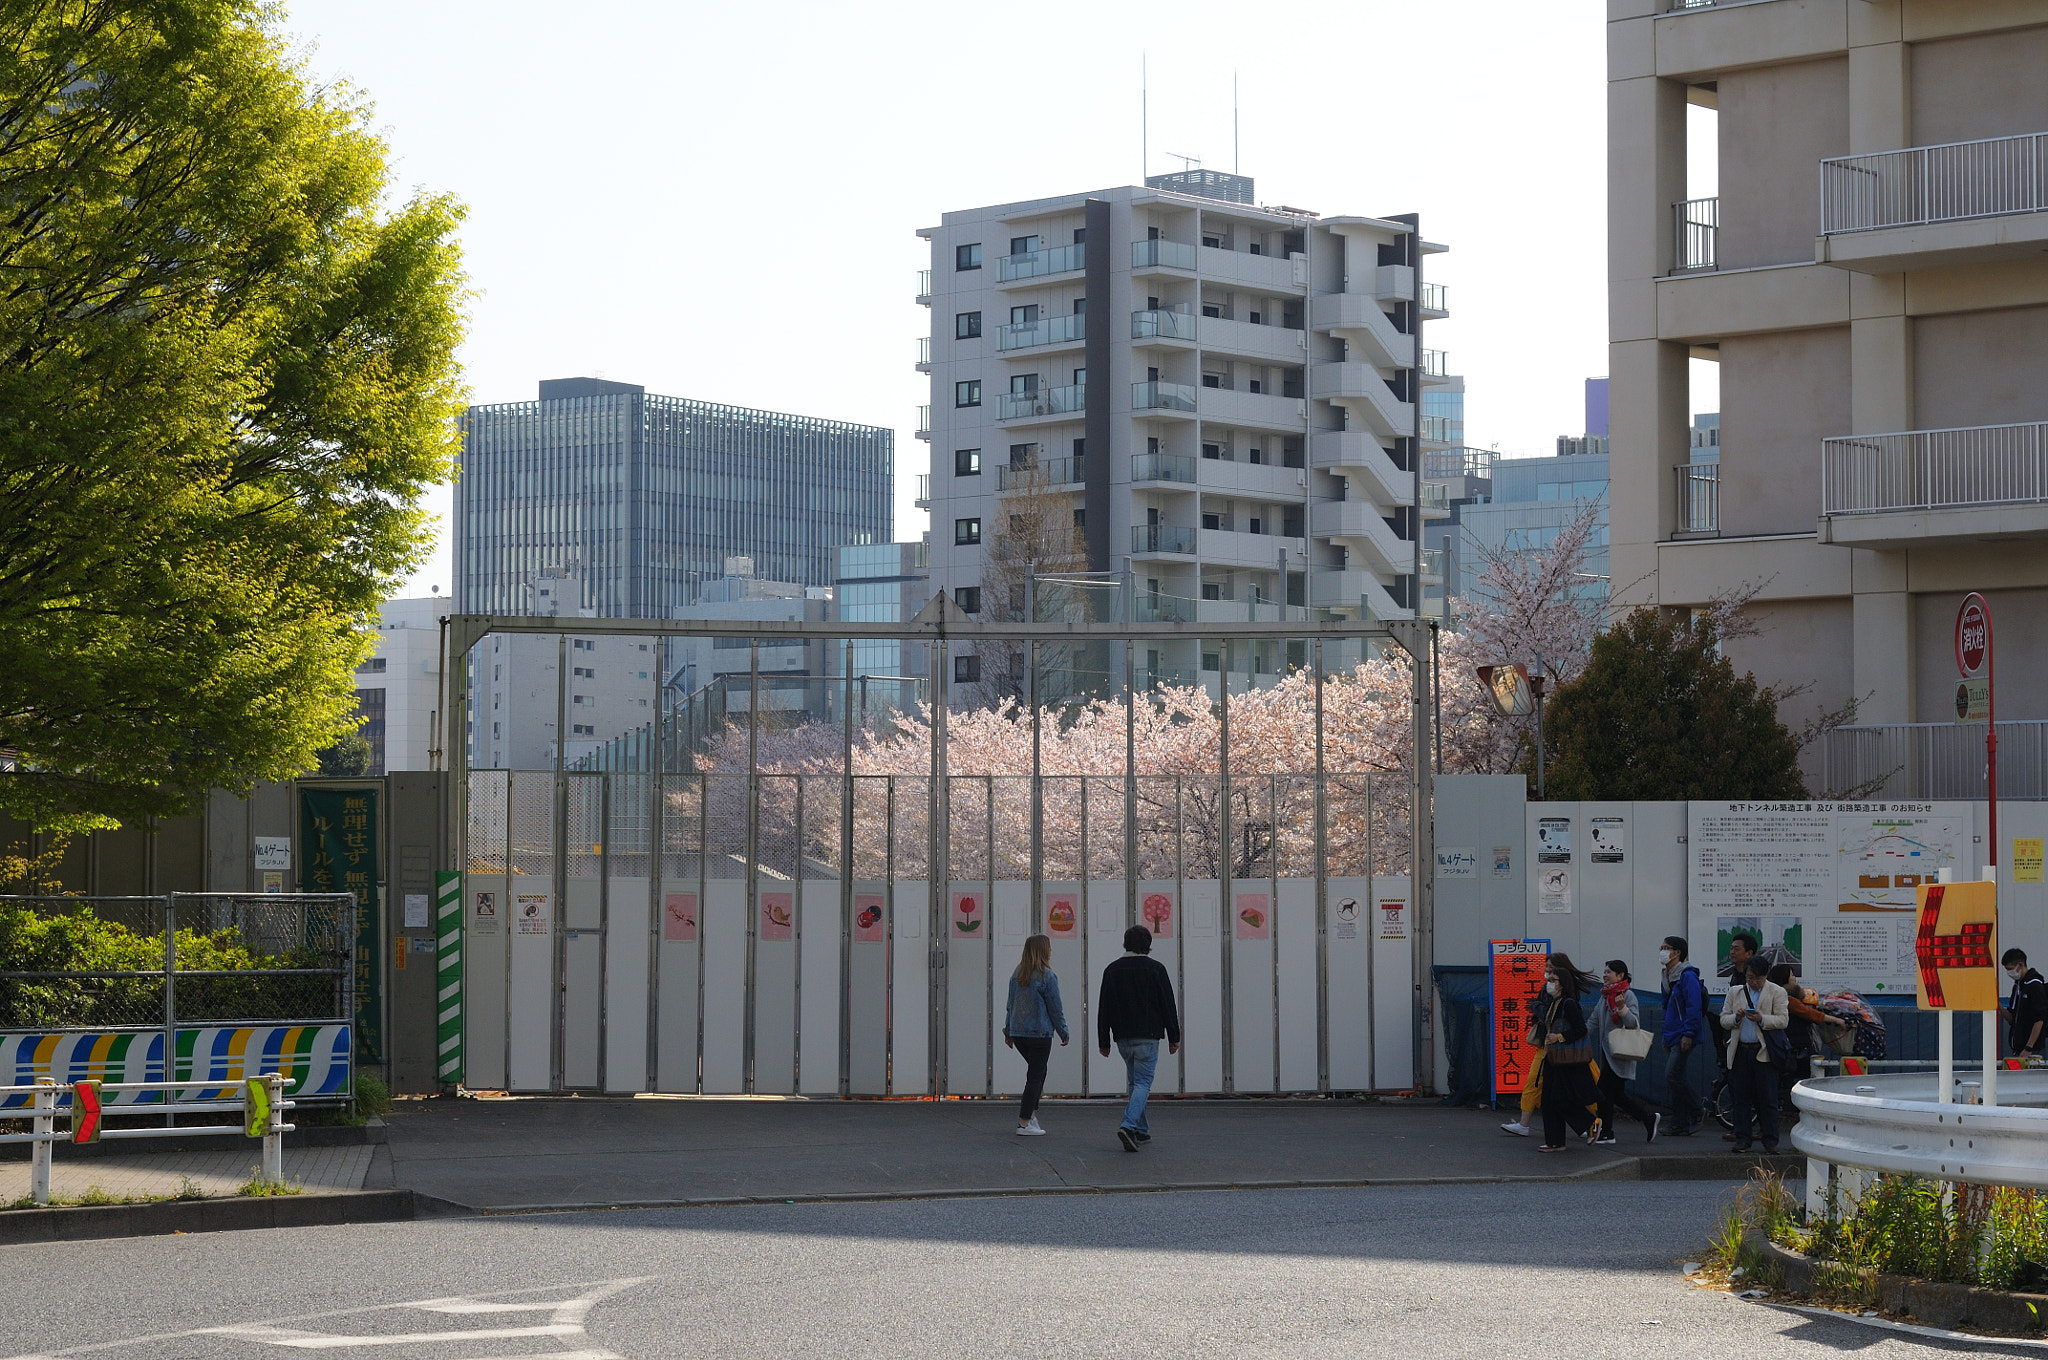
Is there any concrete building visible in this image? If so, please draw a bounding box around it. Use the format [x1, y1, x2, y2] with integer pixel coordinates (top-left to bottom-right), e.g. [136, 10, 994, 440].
[456, 378, 892, 617]
[1608, 1, 2048, 789]
[917, 175, 1450, 686]
[1452, 454, 1611, 607]
[470, 631, 661, 770]
[355, 597, 446, 774]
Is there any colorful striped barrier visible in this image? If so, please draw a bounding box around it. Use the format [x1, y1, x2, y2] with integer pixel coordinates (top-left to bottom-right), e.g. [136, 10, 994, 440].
[435, 870, 463, 1082]
[0, 1025, 350, 1107]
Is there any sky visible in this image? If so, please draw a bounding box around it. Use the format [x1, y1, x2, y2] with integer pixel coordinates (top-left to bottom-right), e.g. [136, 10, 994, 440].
[281, 0, 1632, 601]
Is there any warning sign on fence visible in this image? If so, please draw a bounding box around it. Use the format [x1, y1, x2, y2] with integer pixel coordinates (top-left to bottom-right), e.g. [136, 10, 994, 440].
[1490, 939, 1550, 1097]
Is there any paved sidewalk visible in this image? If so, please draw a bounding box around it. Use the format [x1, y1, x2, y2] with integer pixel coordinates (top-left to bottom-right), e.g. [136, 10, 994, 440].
[380, 1097, 1790, 1211]
[0, 1145, 372, 1203]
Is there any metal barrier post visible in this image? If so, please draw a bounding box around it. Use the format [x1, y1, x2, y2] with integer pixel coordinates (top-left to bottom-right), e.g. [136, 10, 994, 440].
[30, 1078, 54, 1205]
[162, 893, 177, 1127]
[263, 1072, 285, 1186]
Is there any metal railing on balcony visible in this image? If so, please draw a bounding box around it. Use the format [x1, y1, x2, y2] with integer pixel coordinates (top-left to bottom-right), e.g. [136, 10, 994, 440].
[1133, 380, 1198, 413]
[1132, 308, 1197, 341]
[1425, 447, 1497, 481]
[1419, 282, 1448, 313]
[1421, 348, 1448, 376]
[998, 312, 1086, 351]
[1418, 482, 1451, 512]
[913, 472, 930, 508]
[1131, 238, 1197, 270]
[1132, 452, 1197, 483]
[1131, 523, 1197, 555]
[1419, 548, 1446, 580]
[915, 405, 931, 440]
[1420, 415, 1456, 444]
[1674, 462, 1719, 534]
[1821, 420, 2048, 516]
[916, 269, 932, 302]
[996, 383, 1085, 421]
[916, 336, 932, 370]
[996, 242, 1086, 282]
[1674, 197, 1718, 271]
[1131, 593, 1196, 624]
[996, 457, 1082, 491]
[1822, 131, 2048, 235]
[1823, 721, 2048, 802]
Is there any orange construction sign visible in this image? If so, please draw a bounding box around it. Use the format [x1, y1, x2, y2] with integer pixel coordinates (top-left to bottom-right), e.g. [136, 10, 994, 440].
[1914, 880, 2000, 1011]
[1490, 939, 1550, 1096]
[71, 1079, 102, 1143]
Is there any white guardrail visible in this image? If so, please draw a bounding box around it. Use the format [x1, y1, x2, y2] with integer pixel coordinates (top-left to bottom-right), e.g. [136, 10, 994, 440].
[1791, 1068, 2048, 1204]
[0, 1074, 294, 1205]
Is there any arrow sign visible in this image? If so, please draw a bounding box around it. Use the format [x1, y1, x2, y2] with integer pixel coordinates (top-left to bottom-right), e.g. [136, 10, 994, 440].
[1914, 880, 2000, 1011]
[244, 1074, 271, 1138]
[71, 1079, 102, 1143]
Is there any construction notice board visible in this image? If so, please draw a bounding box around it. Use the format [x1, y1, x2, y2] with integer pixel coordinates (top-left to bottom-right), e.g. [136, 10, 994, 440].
[1489, 939, 1550, 1098]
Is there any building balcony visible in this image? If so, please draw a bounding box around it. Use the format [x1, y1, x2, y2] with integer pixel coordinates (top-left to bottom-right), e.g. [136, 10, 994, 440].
[1196, 315, 1307, 365]
[1817, 421, 2048, 548]
[1309, 568, 1409, 620]
[1426, 447, 1497, 482]
[1199, 244, 1304, 293]
[915, 405, 931, 441]
[1132, 523, 1197, 556]
[1131, 238, 1197, 273]
[1418, 282, 1448, 318]
[1673, 197, 1718, 272]
[1310, 432, 1412, 508]
[1132, 452, 1197, 485]
[1673, 462, 1719, 536]
[1196, 386, 1308, 434]
[1421, 348, 1448, 378]
[997, 383, 1085, 422]
[1194, 455, 1310, 500]
[1420, 548, 1446, 584]
[1197, 527, 1307, 571]
[1310, 500, 1409, 577]
[1818, 131, 2048, 273]
[916, 269, 932, 305]
[1132, 593, 1196, 624]
[998, 312, 1085, 352]
[1132, 380, 1198, 414]
[1309, 363, 1413, 440]
[913, 472, 930, 510]
[996, 457, 1083, 492]
[916, 337, 932, 373]
[1419, 481, 1452, 518]
[1308, 292, 1416, 370]
[996, 242, 1085, 285]
[1132, 307, 1197, 343]
[1420, 414, 1457, 446]
[1371, 265, 1415, 304]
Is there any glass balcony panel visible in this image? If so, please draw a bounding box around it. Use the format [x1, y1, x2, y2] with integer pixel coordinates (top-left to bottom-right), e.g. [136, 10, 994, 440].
[1131, 452, 1197, 483]
[996, 383, 1086, 421]
[1131, 523, 1197, 554]
[1130, 238, 1197, 270]
[996, 457, 1082, 490]
[1131, 308, 1197, 341]
[1132, 380, 1198, 412]
[996, 312, 1086, 351]
[996, 242, 1086, 282]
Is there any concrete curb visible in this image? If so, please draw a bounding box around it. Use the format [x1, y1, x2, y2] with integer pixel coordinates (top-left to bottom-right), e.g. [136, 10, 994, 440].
[0, 1190, 415, 1245]
[0, 1121, 384, 1162]
[1746, 1231, 2048, 1337]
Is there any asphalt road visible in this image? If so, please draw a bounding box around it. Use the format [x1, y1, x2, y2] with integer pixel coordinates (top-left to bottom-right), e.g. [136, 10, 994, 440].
[0, 1182, 1964, 1359]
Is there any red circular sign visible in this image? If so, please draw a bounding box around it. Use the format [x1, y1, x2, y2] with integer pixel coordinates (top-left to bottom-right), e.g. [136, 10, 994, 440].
[1956, 596, 1990, 677]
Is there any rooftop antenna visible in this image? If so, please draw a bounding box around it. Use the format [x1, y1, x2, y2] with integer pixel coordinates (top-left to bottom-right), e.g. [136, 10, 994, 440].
[1234, 71, 1239, 174]
[1141, 54, 1146, 180]
[1164, 152, 1202, 173]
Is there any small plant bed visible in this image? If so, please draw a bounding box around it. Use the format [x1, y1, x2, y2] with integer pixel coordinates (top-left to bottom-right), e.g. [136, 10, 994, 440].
[3, 1175, 212, 1210]
[1700, 1168, 2048, 1337]
[237, 1175, 304, 1198]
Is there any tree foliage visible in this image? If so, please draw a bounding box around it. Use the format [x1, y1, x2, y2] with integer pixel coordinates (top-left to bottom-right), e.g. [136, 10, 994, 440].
[1538, 607, 1808, 801]
[315, 731, 372, 778]
[0, 1, 467, 832]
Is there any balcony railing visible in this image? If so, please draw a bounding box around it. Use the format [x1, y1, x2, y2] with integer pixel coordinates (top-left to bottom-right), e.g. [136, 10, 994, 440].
[1821, 420, 2048, 515]
[1823, 720, 2048, 801]
[916, 269, 932, 303]
[997, 383, 1085, 421]
[915, 405, 931, 440]
[1132, 594, 1196, 624]
[1418, 481, 1451, 512]
[1425, 447, 1497, 481]
[1131, 238, 1197, 270]
[996, 242, 1085, 282]
[1822, 131, 2048, 235]
[916, 336, 931, 371]
[913, 472, 930, 509]
[1421, 348, 1448, 376]
[1132, 452, 1197, 483]
[1131, 523, 1197, 555]
[1674, 462, 1719, 534]
[1420, 548, 1446, 580]
[996, 457, 1082, 491]
[997, 312, 1085, 351]
[1674, 197, 1718, 271]
[1133, 380, 1198, 413]
[1420, 414, 1457, 443]
[1419, 282, 1448, 313]
[1132, 307, 1197, 341]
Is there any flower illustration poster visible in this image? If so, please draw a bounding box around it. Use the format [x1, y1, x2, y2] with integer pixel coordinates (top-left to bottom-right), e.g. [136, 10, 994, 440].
[952, 891, 985, 938]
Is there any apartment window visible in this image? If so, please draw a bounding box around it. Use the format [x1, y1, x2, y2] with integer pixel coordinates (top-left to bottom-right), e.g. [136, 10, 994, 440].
[954, 517, 981, 546]
[954, 654, 981, 684]
[1010, 304, 1038, 325]
[955, 380, 981, 408]
[1010, 374, 1037, 396]
[1202, 304, 1222, 319]
[1202, 234, 1222, 248]
[1071, 438, 1085, 459]
[1202, 651, 1221, 670]
[492, 722, 500, 739]
[1248, 379, 1262, 394]
[956, 243, 981, 271]
[573, 694, 587, 705]
[1203, 442, 1221, 460]
[1147, 437, 1160, 454]
[1072, 508, 1086, 529]
[355, 657, 387, 674]
[1248, 517, 1262, 535]
[1008, 443, 1036, 468]
[956, 311, 982, 339]
[1202, 512, 1222, 530]
[955, 447, 981, 476]
[1072, 367, 1086, 385]
[1248, 311, 1261, 325]
[1202, 374, 1222, 389]
[1009, 235, 1039, 256]
[1072, 228, 1086, 244]
[954, 586, 981, 614]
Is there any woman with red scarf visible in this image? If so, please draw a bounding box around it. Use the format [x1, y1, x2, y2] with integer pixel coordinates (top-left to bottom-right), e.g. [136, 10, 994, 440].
[1591, 960, 1661, 1144]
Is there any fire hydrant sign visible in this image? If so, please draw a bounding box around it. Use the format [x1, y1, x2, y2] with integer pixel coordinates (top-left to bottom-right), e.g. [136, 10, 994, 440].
[1489, 939, 1550, 1097]
[1914, 880, 1999, 1011]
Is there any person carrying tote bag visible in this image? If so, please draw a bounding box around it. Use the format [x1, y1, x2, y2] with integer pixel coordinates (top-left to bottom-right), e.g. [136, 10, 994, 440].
[1591, 960, 1660, 1144]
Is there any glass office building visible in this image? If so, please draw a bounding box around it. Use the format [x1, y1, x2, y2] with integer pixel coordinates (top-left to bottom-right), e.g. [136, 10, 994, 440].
[457, 378, 893, 617]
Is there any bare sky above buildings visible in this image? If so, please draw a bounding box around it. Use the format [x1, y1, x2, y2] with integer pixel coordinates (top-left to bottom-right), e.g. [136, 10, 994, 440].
[284, 0, 1629, 600]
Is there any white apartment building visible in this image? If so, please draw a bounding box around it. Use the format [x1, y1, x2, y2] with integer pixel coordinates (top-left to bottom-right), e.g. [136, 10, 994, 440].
[917, 171, 1453, 688]
[1608, 0, 2048, 795]
[357, 597, 446, 774]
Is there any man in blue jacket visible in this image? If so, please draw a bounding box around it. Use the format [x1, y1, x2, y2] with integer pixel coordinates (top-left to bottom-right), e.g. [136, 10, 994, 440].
[1659, 934, 1707, 1136]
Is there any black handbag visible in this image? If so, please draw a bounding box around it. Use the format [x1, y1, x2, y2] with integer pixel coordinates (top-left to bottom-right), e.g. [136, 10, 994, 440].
[1762, 1023, 1798, 1072]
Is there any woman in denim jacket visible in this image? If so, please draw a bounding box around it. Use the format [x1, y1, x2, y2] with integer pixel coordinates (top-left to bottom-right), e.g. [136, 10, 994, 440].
[1004, 934, 1069, 1135]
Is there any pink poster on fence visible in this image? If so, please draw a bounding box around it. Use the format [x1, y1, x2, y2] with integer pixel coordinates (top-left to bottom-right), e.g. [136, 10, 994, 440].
[1045, 892, 1078, 937]
[1235, 891, 1270, 941]
[1141, 891, 1175, 939]
[760, 892, 794, 941]
[951, 890, 985, 939]
[663, 892, 697, 942]
[854, 893, 885, 943]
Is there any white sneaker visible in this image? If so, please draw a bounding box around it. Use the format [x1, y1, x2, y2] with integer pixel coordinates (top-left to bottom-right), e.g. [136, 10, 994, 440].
[1500, 1121, 1530, 1137]
[1016, 1118, 1045, 1136]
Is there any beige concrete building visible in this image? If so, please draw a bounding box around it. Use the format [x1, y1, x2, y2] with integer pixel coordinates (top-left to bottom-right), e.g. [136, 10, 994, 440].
[1608, 0, 2048, 795]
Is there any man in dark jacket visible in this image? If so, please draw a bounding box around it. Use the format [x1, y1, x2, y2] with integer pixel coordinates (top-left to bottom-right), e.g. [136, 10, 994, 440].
[1097, 924, 1181, 1152]
[1659, 935, 1707, 1136]
[2004, 949, 2048, 1060]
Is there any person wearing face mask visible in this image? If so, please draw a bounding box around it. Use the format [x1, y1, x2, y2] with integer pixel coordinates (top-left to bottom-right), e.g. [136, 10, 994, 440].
[2003, 949, 2048, 1062]
[1591, 960, 1660, 1144]
[1535, 953, 1600, 1152]
[1658, 937, 1706, 1137]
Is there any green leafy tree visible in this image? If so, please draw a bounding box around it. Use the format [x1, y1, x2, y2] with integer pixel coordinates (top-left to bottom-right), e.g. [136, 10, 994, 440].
[315, 731, 373, 778]
[1538, 607, 1808, 800]
[0, 1, 467, 832]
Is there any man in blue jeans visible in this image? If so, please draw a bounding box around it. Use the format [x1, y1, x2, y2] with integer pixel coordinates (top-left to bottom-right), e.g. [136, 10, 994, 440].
[1097, 924, 1182, 1152]
[1659, 934, 1707, 1136]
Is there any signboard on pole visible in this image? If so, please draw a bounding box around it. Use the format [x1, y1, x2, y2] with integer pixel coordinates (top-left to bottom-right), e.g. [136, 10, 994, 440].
[1489, 939, 1550, 1098]
[300, 786, 380, 1062]
[1914, 880, 2000, 1011]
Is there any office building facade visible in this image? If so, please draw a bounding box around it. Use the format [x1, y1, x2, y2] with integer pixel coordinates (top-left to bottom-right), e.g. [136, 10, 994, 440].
[1609, 1, 2048, 791]
[456, 378, 893, 617]
[917, 179, 1452, 685]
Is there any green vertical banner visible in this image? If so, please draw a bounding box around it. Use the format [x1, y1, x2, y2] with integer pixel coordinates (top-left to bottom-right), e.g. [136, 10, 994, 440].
[434, 870, 463, 1084]
[301, 786, 381, 1062]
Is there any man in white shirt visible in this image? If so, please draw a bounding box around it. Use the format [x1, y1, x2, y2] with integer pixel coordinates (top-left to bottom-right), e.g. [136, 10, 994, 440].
[1719, 954, 1789, 1153]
